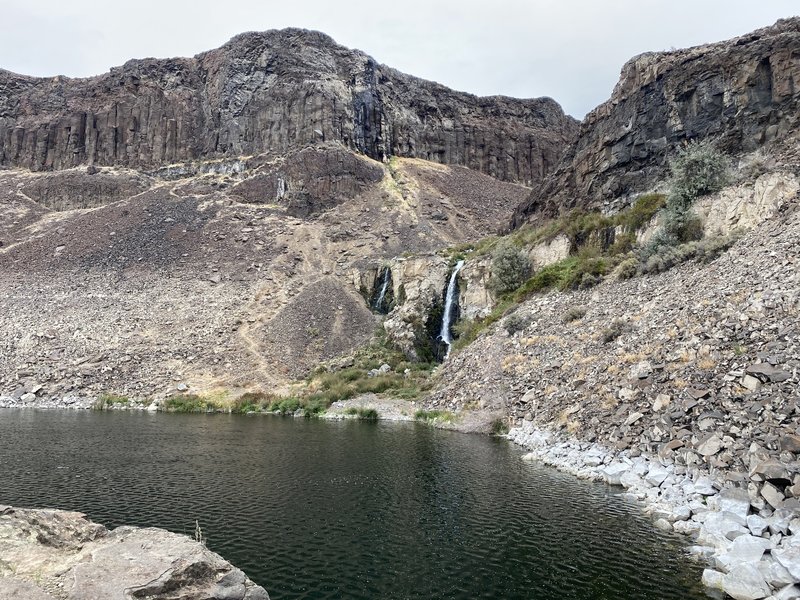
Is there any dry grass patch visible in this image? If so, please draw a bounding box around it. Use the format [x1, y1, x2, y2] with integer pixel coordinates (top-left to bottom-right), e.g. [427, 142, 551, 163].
[697, 357, 717, 370]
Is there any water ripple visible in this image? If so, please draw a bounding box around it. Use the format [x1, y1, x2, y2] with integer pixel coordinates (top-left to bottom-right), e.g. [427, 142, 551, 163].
[0, 411, 708, 599]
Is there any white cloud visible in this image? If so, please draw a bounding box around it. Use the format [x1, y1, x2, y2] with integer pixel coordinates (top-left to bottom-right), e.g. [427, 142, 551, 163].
[1, 0, 797, 117]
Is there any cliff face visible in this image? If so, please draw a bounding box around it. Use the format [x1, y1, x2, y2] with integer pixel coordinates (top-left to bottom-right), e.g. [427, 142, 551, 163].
[0, 29, 577, 185]
[512, 17, 800, 225]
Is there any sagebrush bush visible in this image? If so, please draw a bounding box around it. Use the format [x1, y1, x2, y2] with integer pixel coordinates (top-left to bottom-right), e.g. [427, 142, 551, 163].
[490, 241, 531, 295]
[562, 305, 587, 323]
[668, 140, 730, 206]
[600, 319, 627, 344]
[616, 257, 639, 280]
[639, 232, 741, 275]
[644, 141, 730, 258]
[504, 312, 531, 335]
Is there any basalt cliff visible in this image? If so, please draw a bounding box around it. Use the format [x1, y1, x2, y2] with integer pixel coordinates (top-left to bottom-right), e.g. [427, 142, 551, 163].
[0, 28, 575, 185]
[512, 17, 800, 225]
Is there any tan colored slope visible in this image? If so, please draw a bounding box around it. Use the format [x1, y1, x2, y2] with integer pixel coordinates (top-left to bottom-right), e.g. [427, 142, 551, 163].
[0, 147, 529, 400]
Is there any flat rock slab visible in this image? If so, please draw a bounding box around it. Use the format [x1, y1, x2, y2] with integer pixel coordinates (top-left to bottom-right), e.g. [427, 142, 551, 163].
[0, 577, 57, 600]
[0, 507, 269, 600]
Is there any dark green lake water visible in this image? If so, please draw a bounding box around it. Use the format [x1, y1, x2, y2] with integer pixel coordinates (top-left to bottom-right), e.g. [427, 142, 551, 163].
[0, 410, 708, 599]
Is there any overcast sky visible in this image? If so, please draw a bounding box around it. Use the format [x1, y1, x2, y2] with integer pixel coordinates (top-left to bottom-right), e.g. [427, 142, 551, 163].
[2, 1, 797, 118]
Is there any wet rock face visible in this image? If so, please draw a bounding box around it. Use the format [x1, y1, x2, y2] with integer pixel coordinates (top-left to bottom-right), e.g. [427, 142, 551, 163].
[512, 17, 800, 225]
[0, 29, 577, 185]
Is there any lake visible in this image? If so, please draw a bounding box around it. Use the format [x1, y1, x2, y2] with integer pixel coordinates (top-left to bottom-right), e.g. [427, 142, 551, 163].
[0, 409, 709, 599]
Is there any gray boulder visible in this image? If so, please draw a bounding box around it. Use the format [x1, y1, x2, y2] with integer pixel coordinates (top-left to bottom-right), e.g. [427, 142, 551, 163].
[721, 563, 772, 600]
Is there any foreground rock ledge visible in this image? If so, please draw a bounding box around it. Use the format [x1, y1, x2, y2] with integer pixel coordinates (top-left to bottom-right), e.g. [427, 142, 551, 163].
[0, 506, 269, 600]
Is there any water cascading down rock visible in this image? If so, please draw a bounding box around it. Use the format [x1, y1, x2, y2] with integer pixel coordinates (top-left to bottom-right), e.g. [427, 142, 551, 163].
[439, 260, 465, 359]
[372, 266, 393, 314]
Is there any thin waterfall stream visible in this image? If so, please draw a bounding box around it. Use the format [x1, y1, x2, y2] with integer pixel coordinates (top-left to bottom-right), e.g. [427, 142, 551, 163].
[374, 266, 391, 312]
[439, 259, 465, 358]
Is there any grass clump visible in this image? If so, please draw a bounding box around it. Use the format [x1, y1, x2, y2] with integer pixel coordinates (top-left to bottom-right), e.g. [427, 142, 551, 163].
[232, 392, 276, 414]
[451, 299, 514, 351]
[93, 393, 129, 410]
[303, 329, 435, 409]
[344, 407, 380, 420]
[415, 410, 456, 424]
[616, 193, 666, 232]
[163, 394, 216, 413]
[490, 418, 509, 436]
[266, 397, 303, 415]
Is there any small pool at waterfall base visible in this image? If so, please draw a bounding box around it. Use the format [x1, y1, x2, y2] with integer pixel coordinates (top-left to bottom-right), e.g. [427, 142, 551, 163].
[0, 410, 711, 599]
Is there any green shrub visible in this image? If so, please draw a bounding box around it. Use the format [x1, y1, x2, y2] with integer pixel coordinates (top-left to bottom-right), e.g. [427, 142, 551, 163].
[562, 306, 588, 323]
[616, 257, 639, 280]
[490, 241, 532, 295]
[164, 394, 214, 413]
[490, 418, 509, 435]
[642, 142, 730, 258]
[669, 140, 730, 206]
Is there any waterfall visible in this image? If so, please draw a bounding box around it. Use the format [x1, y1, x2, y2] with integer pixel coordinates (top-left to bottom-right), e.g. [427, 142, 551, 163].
[439, 260, 465, 357]
[374, 267, 391, 312]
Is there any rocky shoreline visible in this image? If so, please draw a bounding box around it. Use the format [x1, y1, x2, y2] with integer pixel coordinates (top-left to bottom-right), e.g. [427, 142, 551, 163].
[508, 422, 800, 600]
[0, 506, 269, 600]
[6, 397, 800, 599]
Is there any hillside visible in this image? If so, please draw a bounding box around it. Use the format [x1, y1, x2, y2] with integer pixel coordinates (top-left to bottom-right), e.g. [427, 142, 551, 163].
[0, 29, 580, 402]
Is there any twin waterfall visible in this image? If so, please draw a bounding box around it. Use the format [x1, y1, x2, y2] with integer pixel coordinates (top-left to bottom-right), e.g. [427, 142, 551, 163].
[439, 260, 465, 358]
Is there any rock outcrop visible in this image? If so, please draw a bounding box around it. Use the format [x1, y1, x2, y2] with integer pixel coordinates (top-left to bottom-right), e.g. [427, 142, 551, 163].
[0, 506, 269, 599]
[0, 28, 577, 186]
[512, 17, 800, 225]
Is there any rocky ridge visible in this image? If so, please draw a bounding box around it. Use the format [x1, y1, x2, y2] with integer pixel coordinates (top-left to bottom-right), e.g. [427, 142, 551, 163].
[512, 17, 800, 226]
[0, 28, 577, 186]
[0, 505, 269, 599]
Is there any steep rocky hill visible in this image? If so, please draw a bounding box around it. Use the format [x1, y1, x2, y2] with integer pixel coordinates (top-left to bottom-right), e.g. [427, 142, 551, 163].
[512, 17, 800, 226]
[0, 28, 577, 185]
[0, 146, 532, 399]
[0, 29, 579, 401]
